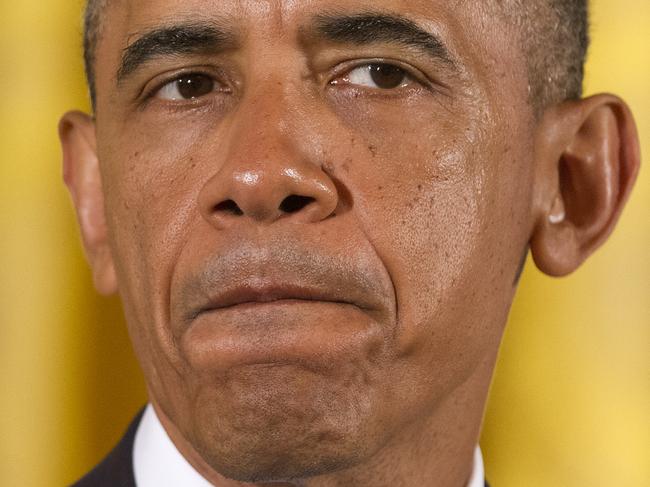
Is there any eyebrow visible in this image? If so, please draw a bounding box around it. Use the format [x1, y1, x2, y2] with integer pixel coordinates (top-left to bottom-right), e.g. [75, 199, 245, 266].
[116, 12, 455, 84]
[311, 12, 456, 66]
[117, 22, 237, 83]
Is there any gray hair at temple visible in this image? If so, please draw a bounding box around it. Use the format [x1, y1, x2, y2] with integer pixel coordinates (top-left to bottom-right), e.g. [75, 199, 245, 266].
[82, 0, 589, 113]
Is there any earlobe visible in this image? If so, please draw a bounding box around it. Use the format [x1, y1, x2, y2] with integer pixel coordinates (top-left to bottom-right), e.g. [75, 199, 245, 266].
[530, 94, 640, 277]
[59, 111, 118, 295]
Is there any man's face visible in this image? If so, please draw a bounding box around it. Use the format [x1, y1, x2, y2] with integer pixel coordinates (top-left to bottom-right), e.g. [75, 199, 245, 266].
[91, 0, 534, 481]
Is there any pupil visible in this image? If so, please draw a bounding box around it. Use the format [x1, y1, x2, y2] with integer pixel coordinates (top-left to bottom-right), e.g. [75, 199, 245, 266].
[177, 75, 214, 99]
[369, 64, 406, 89]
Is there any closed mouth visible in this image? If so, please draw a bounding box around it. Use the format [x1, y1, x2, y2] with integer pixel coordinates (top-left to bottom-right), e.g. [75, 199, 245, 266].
[188, 283, 360, 321]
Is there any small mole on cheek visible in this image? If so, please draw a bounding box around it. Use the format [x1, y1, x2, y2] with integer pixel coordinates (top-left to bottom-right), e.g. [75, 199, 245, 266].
[417, 184, 422, 191]
[368, 144, 377, 157]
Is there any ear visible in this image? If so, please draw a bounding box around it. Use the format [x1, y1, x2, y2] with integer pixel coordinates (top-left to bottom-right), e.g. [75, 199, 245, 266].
[530, 94, 640, 277]
[59, 111, 117, 295]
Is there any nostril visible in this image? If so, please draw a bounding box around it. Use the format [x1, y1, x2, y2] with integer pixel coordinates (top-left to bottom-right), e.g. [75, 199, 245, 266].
[214, 199, 244, 216]
[279, 195, 315, 214]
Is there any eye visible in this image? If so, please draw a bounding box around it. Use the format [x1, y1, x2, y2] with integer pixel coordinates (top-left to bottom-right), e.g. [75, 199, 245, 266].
[155, 73, 217, 101]
[334, 63, 412, 90]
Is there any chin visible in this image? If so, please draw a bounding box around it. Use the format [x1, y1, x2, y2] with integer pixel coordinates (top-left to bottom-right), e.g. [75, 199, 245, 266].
[201, 439, 366, 483]
[187, 364, 386, 483]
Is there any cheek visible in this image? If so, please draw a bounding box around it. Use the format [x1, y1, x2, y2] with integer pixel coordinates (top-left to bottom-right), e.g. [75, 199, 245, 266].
[333, 100, 531, 393]
[98, 122, 213, 378]
[100, 111, 215, 285]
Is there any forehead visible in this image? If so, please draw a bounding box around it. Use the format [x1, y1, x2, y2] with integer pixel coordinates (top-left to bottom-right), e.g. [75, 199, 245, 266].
[108, 0, 478, 22]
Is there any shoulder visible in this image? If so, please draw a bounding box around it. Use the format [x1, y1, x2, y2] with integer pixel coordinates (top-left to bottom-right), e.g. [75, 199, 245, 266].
[70, 408, 145, 487]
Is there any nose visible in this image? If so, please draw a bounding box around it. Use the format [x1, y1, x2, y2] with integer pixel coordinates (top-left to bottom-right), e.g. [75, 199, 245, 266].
[198, 101, 339, 229]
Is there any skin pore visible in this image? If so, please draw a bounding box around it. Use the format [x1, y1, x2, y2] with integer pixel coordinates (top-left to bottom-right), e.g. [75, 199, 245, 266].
[60, 1, 640, 486]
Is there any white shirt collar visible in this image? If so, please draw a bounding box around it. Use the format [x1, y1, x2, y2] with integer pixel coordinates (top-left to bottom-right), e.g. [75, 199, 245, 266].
[133, 404, 485, 487]
[133, 405, 213, 487]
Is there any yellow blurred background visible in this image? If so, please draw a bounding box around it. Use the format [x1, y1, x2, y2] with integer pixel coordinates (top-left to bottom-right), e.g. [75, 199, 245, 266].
[0, 0, 647, 485]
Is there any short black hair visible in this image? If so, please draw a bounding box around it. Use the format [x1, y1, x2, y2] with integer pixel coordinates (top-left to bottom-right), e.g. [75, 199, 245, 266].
[512, 0, 589, 110]
[82, 0, 588, 112]
[83, 0, 106, 110]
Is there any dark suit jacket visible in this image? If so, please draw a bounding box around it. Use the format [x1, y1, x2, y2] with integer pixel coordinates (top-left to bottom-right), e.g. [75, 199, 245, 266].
[71, 410, 490, 487]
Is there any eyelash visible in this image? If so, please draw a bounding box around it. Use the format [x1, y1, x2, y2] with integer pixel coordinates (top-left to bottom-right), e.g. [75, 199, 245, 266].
[142, 60, 433, 106]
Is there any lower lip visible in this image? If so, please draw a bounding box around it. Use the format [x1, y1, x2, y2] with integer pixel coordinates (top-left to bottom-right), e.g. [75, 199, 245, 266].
[180, 300, 381, 371]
